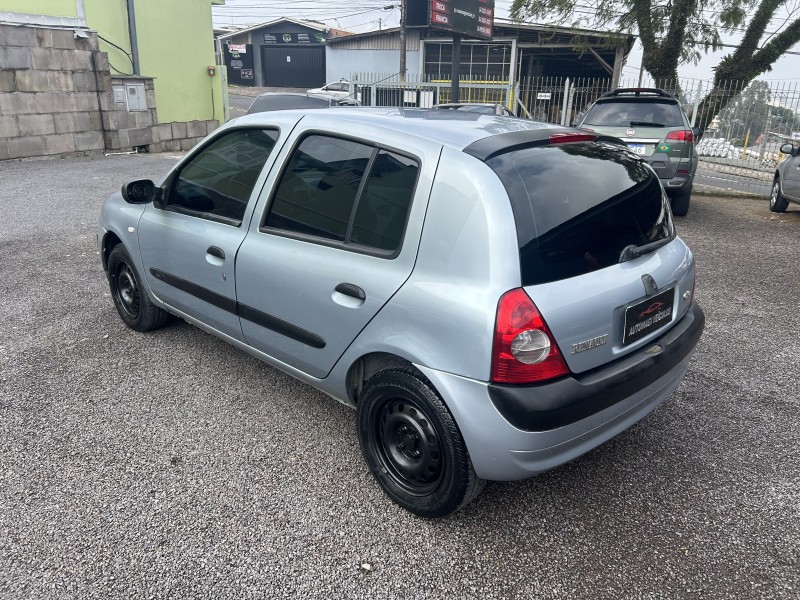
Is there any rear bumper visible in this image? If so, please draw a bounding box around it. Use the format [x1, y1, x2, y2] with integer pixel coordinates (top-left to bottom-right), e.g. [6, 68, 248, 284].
[489, 302, 704, 431]
[647, 154, 697, 194]
[417, 302, 704, 481]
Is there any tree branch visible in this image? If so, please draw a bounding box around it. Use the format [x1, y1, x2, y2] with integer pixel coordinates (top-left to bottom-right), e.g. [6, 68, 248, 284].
[751, 15, 800, 72]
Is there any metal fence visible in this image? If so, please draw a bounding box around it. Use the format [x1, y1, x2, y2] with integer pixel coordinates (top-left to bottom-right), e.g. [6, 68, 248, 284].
[351, 73, 512, 108]
[351, 72, 800, 197]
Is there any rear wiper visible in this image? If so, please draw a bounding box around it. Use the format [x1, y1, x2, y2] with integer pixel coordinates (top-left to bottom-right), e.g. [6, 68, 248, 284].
[629, 121, 665, 127]
[619, 238, 671, 262]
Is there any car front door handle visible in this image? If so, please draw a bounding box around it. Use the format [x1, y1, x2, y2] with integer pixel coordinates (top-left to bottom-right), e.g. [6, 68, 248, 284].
[207, 246, 225, 260]
[334, 283, 365, 300]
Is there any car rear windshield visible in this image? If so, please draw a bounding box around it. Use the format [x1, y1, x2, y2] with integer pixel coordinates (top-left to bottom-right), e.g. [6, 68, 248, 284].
[583, 99, 685, 127]
[486, 142, 674, 286]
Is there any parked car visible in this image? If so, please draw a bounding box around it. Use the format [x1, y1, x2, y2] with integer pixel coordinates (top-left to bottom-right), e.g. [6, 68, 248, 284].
[770, 142, 800, 212]
[577, 88, 699, 216]
[307, 79, 359, 102]
[432, 102, 515, 116]
[98, 108, 704, 518]
[247, 92, 359, 115]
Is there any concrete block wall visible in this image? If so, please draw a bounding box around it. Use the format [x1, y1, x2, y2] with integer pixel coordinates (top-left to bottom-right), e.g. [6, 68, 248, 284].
[1, 24, 220, 161]
[154, 120, 219, 152]
[0, 24, 105, 160]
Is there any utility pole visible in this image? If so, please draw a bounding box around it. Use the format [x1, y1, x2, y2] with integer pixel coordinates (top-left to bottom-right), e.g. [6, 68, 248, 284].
[399, 0, 407, 81]
[451, 34, 461, 102]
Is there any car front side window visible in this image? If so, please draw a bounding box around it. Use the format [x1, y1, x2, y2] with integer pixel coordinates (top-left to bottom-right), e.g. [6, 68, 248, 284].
[167, 128, 279, 226]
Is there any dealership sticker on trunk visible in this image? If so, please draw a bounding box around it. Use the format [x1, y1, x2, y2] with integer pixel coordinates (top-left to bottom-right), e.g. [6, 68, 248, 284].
[623, 287, 675, 346]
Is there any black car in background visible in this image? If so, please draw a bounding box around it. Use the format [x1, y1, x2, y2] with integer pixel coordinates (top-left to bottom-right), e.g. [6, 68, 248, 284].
[247, 92, 360, 115]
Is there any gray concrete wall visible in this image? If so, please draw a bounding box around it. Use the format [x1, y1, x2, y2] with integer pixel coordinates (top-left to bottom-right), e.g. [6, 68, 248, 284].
[0, 24, 106, 160]
[1, 24, 219, 161]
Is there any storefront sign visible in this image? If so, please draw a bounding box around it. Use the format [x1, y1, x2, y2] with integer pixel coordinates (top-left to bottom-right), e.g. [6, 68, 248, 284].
[264, 32, 325, 44]
[429, 0, 494, 39]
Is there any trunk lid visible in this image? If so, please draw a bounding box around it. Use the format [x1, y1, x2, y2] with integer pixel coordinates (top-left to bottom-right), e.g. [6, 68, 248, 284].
[524, 240, 694, 373]
[485, 139, 695, 374]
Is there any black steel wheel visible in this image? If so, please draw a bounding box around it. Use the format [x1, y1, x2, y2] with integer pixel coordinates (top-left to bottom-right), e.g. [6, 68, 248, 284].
[357, 367, 484, 518]
[770, 177, 789, 213]
[107, 244, 168, 332]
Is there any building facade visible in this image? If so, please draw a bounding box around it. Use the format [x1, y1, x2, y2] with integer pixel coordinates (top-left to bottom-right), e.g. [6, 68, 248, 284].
[326, 22, 635, 88]
[218, 18, 344, 89]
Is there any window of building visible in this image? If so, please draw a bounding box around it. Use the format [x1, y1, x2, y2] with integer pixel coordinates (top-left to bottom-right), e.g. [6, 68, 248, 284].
[424, 42, 511, 80]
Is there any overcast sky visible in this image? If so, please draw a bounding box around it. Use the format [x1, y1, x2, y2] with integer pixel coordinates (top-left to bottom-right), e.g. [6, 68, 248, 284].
[211, 0, 800, 84]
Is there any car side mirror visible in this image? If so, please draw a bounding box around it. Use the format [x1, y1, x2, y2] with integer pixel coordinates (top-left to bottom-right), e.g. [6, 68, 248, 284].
[779, 142, 795, 155]
[121, 179, 159, 204]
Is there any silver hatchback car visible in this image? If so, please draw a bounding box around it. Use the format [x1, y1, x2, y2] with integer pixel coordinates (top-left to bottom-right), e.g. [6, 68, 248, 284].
[98, 108, 704, 517]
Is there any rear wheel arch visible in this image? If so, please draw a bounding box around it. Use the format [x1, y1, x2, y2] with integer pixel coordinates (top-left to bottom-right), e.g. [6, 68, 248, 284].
[346, 352, 420, 405]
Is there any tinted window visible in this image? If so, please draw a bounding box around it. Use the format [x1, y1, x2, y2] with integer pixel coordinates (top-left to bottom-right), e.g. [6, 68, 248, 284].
[266, 135, 373, 242]
[351, 151, 419, 251]
[487, 143, 674, 286]
[169, 128, 278, 225]
[265, 137, 419, 253]
[583, 99, 685, 127]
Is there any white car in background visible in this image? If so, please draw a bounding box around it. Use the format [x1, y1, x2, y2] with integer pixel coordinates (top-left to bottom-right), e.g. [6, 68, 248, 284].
[307, 79, 360, 102]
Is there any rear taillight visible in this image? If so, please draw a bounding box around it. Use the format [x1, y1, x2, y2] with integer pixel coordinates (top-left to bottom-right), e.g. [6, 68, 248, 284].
[666, 130, 694, 143]
[491, 289, 569, 384]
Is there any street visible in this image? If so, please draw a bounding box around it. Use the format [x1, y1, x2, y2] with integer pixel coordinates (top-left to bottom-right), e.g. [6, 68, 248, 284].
[1, 154, 798, 598]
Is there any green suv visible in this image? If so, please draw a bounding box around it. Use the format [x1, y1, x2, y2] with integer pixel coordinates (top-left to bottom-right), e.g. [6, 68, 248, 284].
[577, 88, 698, 216]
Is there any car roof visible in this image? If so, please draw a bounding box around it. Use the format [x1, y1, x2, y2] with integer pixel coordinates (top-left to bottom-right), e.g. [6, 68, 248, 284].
[597, 88, 679, 102]
[230, 107, 557, 152]
[433, 103, 500, 108]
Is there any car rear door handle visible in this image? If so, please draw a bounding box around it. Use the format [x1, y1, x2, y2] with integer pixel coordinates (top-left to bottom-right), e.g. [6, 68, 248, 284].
[207, 246, 225, 259]
[334, 283, 365, 300]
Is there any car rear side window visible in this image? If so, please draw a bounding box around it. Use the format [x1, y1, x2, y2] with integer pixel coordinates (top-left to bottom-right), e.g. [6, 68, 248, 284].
[168, 128, 279, 225]
[486, 142, 674, 286]
[351, 151, 419, 251]
[583, 99, 685, 127]
[264, 135, 419, 254]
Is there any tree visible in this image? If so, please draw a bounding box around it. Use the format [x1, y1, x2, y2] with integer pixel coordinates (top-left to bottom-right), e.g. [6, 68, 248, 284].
[716, 80, 772, 142]
[510, 0, 800, 131]
[714, 80, 800, 144]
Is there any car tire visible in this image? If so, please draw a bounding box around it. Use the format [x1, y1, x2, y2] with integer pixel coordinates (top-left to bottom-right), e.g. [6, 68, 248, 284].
[357, 367, 485, 518]
[107, 244, 169, 332]
[671, 189, 691, 217]
[769, 177, 789, 213]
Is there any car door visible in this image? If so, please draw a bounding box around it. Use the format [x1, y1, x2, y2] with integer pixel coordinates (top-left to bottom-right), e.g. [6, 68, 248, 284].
[235, 123, 439, 379]
[783, 146, 800, 199]
[137, 126, 284, 341]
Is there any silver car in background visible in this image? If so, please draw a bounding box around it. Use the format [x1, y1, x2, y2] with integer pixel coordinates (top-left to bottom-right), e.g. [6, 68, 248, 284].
[98, 108, 704, 517]
[770, 141, 800, 212]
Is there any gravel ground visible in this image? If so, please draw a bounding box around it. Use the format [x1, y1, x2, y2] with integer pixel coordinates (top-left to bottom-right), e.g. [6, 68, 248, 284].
[1, 153, 798, 598]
